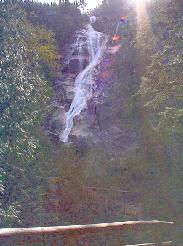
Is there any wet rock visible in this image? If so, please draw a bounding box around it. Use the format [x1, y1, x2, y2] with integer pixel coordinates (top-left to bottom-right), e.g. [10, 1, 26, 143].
[64, 99, 73, 111]
[72, 50, 79, 56]
[66, 90, 75, 100]
[48, 118, 62, 133]
[72, 48, 89, 56]
[81, 36, 87, 42]
[69, 58, 88, 73]
[61, 65, 69, 73]
[83, 48, 90, 56]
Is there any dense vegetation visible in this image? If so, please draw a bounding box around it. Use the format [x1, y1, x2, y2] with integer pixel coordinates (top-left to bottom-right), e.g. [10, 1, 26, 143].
[0, 0, 182, 244]
[93, 0, 183, 243]
[0, 0, 86, 227]
[24, 0, 87, 48]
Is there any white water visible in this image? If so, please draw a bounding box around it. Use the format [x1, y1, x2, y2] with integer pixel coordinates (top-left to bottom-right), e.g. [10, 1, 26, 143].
[76, 34, 84, 71]
[60, 17, 107, 143]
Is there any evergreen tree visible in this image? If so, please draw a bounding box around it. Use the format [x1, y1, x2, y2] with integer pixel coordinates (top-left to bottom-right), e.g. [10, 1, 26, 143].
[0, 1, 51, 227]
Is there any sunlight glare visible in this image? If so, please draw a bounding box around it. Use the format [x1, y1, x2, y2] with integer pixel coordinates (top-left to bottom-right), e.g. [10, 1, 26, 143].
[135, 0, 147, 14]
[130, 0, 150, 12]
[135, 0, 155, 50]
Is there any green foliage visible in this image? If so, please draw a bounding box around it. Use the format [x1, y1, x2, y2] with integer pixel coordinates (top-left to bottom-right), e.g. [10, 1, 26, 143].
[137, 0, 183, 149]
[27, 25, 59, 82]
[132, 1, 183, 243]
[93, 0, 182, 243]
[0, 0, 86, 228]
[24, 1, 87, 47]
[0, 1, 52, 227]
[0, 202, 21, 227]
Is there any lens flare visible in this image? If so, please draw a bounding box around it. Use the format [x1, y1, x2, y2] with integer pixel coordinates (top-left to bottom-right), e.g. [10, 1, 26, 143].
[130, 0, 150, 11]
[136, 0, 147, 14]
[134, 0, 155, 50]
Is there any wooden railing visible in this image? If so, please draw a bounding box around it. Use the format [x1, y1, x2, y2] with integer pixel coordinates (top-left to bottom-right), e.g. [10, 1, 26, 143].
[126, 243, 172, 246]
[0, 220, 174, 245]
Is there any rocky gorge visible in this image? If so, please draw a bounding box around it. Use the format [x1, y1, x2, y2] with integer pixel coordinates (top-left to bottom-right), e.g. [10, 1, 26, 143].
[45, 16, 137, 159]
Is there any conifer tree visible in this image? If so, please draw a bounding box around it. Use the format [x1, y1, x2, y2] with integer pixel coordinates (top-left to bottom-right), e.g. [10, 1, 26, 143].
[0, 1, 51, 226]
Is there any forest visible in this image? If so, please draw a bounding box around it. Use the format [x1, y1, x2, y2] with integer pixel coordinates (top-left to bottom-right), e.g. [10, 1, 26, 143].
[0, 0, 183, 245]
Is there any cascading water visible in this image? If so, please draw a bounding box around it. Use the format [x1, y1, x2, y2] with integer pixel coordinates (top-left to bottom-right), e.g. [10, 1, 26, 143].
[60, 17, 107, 143]
[76, 35, 84, 71]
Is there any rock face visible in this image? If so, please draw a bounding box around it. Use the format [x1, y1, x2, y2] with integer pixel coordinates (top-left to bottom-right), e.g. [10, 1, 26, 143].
[66, 45, 137, 156]
[44, 28, 91, 140]
[46, 19, 137, 158]
[68, 58, 88, 73]
[58, 19, 108, 143]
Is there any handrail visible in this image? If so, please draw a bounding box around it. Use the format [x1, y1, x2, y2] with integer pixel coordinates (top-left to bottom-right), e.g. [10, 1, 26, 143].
[126, 242, 172, 246]
[0, 220, 174, 238]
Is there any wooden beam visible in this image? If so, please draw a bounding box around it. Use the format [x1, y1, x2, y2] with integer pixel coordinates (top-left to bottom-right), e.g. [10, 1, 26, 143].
[0, 221, 174, 238]
[126, 242, 172, 246]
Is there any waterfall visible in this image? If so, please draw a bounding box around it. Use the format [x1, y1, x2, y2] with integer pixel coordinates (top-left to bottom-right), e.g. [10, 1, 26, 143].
[60, 17, 107, 143]
[76, 35, 84, 71]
